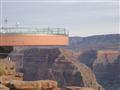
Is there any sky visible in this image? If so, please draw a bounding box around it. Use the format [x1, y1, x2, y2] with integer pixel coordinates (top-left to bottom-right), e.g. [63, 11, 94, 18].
[0, 0, 119, 36]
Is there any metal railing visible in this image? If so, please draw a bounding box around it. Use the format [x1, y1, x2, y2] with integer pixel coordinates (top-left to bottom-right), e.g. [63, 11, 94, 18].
[0, 27, 69, 36]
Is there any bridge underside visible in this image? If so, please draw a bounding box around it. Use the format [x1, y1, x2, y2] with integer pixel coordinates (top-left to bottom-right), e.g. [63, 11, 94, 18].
[0, 35, 69, 46]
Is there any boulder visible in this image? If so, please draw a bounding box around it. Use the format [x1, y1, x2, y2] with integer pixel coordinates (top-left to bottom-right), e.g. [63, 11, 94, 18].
[7, 80, 58, 90]
[0, 84, 9, 90]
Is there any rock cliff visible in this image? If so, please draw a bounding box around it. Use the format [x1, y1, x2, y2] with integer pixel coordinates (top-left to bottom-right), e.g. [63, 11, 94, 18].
[77, 50, 120, 90]
[22, 48, 104, 90]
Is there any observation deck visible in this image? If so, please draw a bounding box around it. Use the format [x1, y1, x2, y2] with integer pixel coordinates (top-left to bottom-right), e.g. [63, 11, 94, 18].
[0, 27, 69, 46]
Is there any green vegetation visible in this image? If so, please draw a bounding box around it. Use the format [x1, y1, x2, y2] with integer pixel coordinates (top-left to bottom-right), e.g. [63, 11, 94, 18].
[0, 46, 13, 58]
[0, 64, 6, 76]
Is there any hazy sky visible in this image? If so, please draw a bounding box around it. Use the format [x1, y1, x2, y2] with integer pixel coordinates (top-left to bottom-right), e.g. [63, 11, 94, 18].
[0, 0, 119, 36]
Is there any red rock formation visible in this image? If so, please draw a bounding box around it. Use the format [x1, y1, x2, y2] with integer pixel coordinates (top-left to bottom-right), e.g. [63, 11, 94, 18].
[6, 80, 58, 90]
[21, 48, 104, 90]
[0, 59, 23, 85]
[77, 50, 120, 90]
[0, 84, 10, 90]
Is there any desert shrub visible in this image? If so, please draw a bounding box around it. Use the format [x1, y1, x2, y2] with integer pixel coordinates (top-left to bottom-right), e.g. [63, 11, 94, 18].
[0, 65, 6, 76]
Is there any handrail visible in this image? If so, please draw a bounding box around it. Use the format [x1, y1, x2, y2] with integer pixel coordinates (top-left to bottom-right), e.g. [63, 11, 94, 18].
[0, 27, 69, 36]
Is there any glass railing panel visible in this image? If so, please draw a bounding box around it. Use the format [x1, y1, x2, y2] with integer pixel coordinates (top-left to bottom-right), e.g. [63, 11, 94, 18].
[0, 27, 68, 36]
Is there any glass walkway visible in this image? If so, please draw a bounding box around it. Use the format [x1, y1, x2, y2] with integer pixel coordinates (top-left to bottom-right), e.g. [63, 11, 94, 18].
[0, 27, 69, 46]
